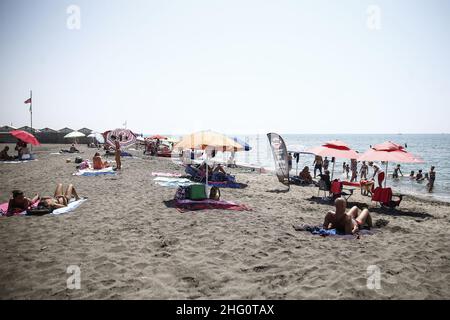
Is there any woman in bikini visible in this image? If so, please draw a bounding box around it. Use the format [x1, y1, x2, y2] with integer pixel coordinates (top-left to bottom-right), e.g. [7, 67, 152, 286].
[38, 184, 80, 210]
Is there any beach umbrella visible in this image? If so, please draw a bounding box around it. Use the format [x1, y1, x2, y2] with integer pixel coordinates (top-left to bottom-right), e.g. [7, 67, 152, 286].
[149, 134, 167, 140]
[357, 141, 424, 187]
[232, 137, 252, 151]
[105, 128, 136, 148]
[136, 136, 145, 142]
[174, 130, 245, 190]
[64, 131, 85, 139]
[307, 140, 359, 180]
[10, 130, 40, 146]
[87, 132, 105, 144]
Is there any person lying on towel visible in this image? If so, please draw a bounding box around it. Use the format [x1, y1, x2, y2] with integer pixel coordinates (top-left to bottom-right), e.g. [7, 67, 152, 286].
[323, 197, 373, 235]
[7, 190, 40, 216]
[38, 184, 81, 210]
[93, 152, 110, 170]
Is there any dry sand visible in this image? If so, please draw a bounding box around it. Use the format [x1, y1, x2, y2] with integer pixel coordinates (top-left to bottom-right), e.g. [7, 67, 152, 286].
[0, 143, 449, 299]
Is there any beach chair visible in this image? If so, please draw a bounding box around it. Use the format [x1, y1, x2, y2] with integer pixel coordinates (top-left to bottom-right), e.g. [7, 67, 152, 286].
[317, 179, 330, 198]
[371, 187, 403, 208]
[330, 180, 354, 201]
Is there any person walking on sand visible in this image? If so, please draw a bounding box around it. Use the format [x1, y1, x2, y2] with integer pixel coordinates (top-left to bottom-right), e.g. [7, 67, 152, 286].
[323, 197, 373, 235]
[110, 135, 122, 170]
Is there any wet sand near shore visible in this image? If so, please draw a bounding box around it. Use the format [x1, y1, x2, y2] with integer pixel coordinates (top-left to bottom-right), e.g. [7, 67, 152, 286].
[0, 144, 449, 299]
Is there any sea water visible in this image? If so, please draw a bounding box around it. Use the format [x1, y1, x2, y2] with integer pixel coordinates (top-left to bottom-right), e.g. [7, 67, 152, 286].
[228, 134, 450, 203]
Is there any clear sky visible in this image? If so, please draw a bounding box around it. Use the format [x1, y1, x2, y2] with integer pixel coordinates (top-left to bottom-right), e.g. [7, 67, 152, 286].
[1, 0, 449, 134]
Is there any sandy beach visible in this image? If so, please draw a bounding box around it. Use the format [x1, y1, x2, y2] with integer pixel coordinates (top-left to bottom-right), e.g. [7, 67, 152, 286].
[0, 143, 449, 299]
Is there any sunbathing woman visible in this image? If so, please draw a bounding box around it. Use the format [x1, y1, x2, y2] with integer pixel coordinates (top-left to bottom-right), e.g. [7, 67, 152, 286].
[38, 184, 80, 210]
[93, 152, 110, 170]
[7, 190, 40, 215]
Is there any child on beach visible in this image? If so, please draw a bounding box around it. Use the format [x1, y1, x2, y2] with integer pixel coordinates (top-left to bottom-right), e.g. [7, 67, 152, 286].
[345, 164, 350, 179]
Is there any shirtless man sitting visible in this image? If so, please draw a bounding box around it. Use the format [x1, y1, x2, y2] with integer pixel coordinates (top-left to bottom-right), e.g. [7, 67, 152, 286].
[323, 197, 373, 235]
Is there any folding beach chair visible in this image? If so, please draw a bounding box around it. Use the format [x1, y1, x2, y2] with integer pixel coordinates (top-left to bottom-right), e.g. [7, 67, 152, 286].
[317, 179, 330, 198]
[372, 187, 403, 208]
[330, 180, 354, 201]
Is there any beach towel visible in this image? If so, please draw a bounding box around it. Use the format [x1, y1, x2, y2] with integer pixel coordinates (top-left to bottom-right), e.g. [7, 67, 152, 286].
[207, 181, 248, 189]
[51, 198, 88, 215]
[73, 167, 115, 176]
[174, 199, 251, 212]
[0, 159, 38, 164]
[293, 224, 376, 239]
[153, 177, 198, 188]
[151, 172, 183, 178]
[0, 201, 38, 216]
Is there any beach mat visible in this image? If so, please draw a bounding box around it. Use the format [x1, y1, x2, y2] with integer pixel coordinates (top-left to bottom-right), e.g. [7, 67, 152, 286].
[1, 198, 87, 216]
[170, 199, 251, 212]
[152, 172, 183, 178]
[73, 167, 115, 176]
[292, 224, 377, 239]
[0, 159, 38, 164]
[208, 181, 248, 189]
[154, 177, 198, 188]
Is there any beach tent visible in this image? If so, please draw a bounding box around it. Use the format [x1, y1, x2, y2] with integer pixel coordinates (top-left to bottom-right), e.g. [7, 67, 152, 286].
[307, 140, 358, 180]
[104, 128, 136, 148]
[357, 141, 424, 187]
[10, 130, 40, 146]
[174, 130, 245, 190]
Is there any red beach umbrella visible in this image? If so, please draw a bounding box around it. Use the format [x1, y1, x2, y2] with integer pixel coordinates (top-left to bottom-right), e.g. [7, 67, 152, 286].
[149, 135, 167, 140]
[307, 140, 359, 180]
[10, 130, 40, 146]
[358, 141, 424, 187]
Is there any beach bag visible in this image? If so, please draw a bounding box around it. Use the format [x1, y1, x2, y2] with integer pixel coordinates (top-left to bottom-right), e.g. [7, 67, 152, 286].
[209, 186, 221, 200]
[188, 185, 207, 200]
[174, 186, 190, 200]
[75, 157, 83, 164]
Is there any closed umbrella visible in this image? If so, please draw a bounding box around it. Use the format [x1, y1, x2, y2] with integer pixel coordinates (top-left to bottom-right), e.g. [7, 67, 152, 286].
[174, 130, 245, 191]
[10, 130, 40, 146]
[307, 140, 359, 180]
[358, 141, 424, 187]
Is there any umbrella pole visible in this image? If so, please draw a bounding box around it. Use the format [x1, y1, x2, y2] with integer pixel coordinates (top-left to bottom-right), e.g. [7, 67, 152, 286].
[205, 153, 209, 196]
[331, 160, 335, 181]
[385, 161, 388, 188]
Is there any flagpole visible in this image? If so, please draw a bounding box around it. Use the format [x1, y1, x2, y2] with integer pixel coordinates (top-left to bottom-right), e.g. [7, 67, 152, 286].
[30, 90, 33, 152]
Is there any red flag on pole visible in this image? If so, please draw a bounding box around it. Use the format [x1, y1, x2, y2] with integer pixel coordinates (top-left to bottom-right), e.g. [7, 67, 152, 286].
[24, 98, 31, 104]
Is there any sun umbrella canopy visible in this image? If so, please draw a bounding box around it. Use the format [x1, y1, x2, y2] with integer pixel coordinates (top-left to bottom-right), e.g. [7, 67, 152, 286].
[358, 141, 424, 163]
[87, 132, 105, 143]
[307, 140, 358, 159]
[105, 128, 136, 148]
[10, 130, 40, 146]
[232, 137, 252, 151]
[64, 131, 85, 139]
[148, 135, 167, 140]
[174, 130, 245, 152]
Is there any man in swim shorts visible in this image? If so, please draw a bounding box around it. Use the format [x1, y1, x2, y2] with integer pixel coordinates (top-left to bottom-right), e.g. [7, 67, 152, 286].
[323, 198, 373, 235]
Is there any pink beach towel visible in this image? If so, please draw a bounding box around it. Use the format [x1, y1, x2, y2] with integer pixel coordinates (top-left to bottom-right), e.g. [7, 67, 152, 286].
[0, 201, 38, 217]
[175, 199, 251, 212]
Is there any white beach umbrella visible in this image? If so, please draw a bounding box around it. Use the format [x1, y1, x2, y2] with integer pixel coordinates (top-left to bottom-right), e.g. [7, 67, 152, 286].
[64, 131, 86, 139]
